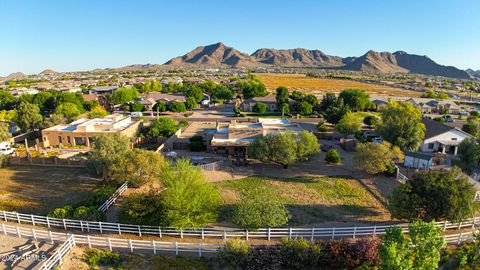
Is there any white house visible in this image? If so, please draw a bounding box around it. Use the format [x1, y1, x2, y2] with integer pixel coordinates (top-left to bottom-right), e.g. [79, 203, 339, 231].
[404, 152, 433, 169]
[420, 118, 473, 155]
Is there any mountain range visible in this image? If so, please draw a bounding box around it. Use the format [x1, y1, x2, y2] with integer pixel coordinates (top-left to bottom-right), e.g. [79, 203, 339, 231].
[163, 42, 472, 79]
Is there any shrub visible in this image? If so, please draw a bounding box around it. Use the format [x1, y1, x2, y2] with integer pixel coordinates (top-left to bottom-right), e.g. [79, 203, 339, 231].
[433, 116, 446, 123]
[317, 123, 328, 132]
[0, 155, 9, 167]
[280, 238, 322, 270]
[82, 248, 122, 268]
[246, 246, 283, 270]
[168, 101, 186, 112]
[185, 96, 197, 110]
[384, 162, 397, 177]
[130, 102, 145, 112]
[118, 190, 163, 225]
[232, 188, 290, 229]
[49, 205, 74, 218]
[470, 110, 480, 118]
[440, 234, 480, 270]
[324, 238, 380, 269]
[325, 149, 341, 164]
[363, 115, 377, 126]
[189, 135, 205, 151]
[218, 238, 250, 268]
[253, 102, 267, 113]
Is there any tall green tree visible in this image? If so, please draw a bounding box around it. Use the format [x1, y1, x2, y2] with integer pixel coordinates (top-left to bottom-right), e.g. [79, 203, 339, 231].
[110, 88, 139, 105]
[379, 221, 446, 270]
[334, 112, 361, 135]
[339, 89, 371, 111]
[322, 96, 349, 124]
[55, 102, 81, 120]
[87, 133, 131, 181]
[275, 86, 289, 107]
[389, 168, 477, 222]
[15, 102, 43, 132]
[160, 159, 220, 229]
[115, 149, 165, 187]
[354, 142, 404, 174]
[462, 120, 479, 137]
[0, 122, 11, 142]
[457, 138, 480, 173]
[377, 101, 425, 151]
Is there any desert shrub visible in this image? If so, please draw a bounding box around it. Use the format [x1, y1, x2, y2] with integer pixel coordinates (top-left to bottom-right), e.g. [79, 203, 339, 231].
[232, 188, 290, 229]
[218, 238, 250, 268]
[246, 246, 283, 270]
[82, 248, 122, 268]
[279, 238, 322, 269]
[0, 155, 9, 167]
[49, 205, 74, 218]
[325, 149, 341, 163]
[118, 190, 163, 225]
[252, 102, 267, 113]
[317, 123, 328, 132]
[384, 162, 397, 177]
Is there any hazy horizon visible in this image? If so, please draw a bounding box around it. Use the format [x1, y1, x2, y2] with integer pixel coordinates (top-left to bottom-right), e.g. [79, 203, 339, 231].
[1, 0, 479, 76]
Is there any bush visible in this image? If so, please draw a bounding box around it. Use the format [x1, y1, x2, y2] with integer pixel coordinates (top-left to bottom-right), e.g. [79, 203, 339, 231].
[130, 102, 145, 112]
[440, 234, 480, 270]
[433, 116, 446, 123]
[253, 102, 267, 113]
[82, 248, 122, 268]
[324, 238, 380, 269]
[280, 238, 322, 270]
[188, 135, 205, 151]
[470, 110, 480, 118]
[0, 155, 9, 167]
[118, 190, 163, 225]
[325, 149, 341, 164]
[317, 123, 328, 132]
[232, 188, 290, 229]
[218, 238, 250, 268]
[168, 101, 186, 112]
[246, 246, 283, 270]
[384, 162, 397, 177]
[363, 115, 377, 126]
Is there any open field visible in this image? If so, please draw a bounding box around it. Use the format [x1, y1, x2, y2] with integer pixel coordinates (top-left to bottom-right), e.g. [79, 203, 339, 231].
[216, 176, 390, 226]
[0, 166, 101, 214]
[255, 73, 422, 97]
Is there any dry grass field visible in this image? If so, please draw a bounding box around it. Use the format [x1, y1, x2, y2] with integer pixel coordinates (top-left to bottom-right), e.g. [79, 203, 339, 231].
[0, 166, 101, 214]
[255, 73, 421, 97]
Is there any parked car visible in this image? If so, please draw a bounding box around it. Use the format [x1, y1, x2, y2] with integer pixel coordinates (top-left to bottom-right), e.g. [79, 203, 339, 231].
[129, 112, 143, 118]
[443, 115, 454, 122]
[0, 142, 15, 155]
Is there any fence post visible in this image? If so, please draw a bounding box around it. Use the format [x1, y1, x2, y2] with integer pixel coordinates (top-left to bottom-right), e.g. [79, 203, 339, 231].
[30, 214, 35, 226]
[472, 216, 475, 229]
[311, 228, 315, 242]
[288, 227, 292, 240]
[32, 229, 36, 240]
[443, 220, 447, 231]
[201, 228, 204, 240]
[457, 233, 463, 245]
[175, 242, 178, 255]
[16, 212, 20, 224]
[138, 225, 141, 237]
[87, 222, 90, 232]
[99, 222, 103, 234]
[49, 231, 54, 244]
[46, 216, 51, 228]
[87, 235, 91, 248]
[245, 229, 249, 241]
[457, 221, 462, 230]
[267, 228, 271, 241]
[117, 224, 121, 235]
[353, 226, 357, 239]
[129, 239, 133, 253]
[224, 229, 227, 240]
[152, 240, 156, 255]
[16, 226, 21, 238]
[108, 238, 112, 251]
[2, 224, 6, 235]
[80, 221, 84, 232]
[180, 229, 183, 239]
[373, 225, 376, 236]
[198, 243, 202, 257]
[158, 227, 162, 238]
[3, 210, 7, 222]
[63, 219, 67, 230]
[331, 227, 336, 240]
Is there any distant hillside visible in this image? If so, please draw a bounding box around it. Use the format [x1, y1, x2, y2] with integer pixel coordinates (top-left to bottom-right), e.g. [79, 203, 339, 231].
[5, 72, 26, 80]
[466, 69, 480, 79]
[164, 42, 259, 67]
[39, 69, 59, 75]
[343, 51, 408, 73]
[251, 48, 344, 67]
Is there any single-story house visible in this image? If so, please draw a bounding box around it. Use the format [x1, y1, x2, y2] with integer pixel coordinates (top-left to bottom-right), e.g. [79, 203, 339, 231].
[420, 118, 473, 155]
[404, 151, 433, 169]
[241, 94, 294, 112]
[88, 86, 118, 95]
[137, 92, 187, 111]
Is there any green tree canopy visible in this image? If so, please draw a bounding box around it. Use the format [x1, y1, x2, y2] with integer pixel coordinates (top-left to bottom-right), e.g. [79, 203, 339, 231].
[184, 96, 197, 110]
[168, 101, 186, 112]
[389, 168, 478, 222]
[462, 120, 478, 137]
[293, 101, 313, 115]
[253, 102, 268, 113]
[87, 106, 109, 119]
[0, 122, 11, 142]
[238, 77, 267, 99]
[354, 142, 404, 174]
[276, 86, 289, 106]
[142, 117, 178, 138]
[339, 89, 371, 111]
[87, 133, 131, 181]
[111, 88, 139, 105]
[55, 102, 81, 120]
[15, 102, 43, 132]
[152, 102, 167, 112]
[334, 112, 361, 135]
[115, 149, 165, 187]
[42, 114, 66, 128]
[321, 94, 349, 124]
[363, 115, 377, 126]
[248, 131, 319, 168]
[377, 101, 425, 151]
[457, 137, 480, 173]
[118, 190, 164, 225]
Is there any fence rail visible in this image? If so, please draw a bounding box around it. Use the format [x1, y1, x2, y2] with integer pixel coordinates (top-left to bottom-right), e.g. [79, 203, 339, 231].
[197, 161, 223, 171]
[98, 182, 129, 212]
[9, 156, 86, 168]
[1, 210, 478, 241]
[38, 235, 75, 270]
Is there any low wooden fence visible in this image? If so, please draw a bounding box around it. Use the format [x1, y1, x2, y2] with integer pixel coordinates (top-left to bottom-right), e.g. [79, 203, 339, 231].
[1, 210, 478, 241]
[38, 235, 75, 270]
[197, 161, 223, 171]
[9, 156, 86, 168]
[97, 182, 129, 212]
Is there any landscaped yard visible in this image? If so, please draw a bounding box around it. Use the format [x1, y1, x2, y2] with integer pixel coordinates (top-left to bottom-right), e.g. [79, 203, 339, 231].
[255, 73, 421, 97]
[0, 166, 102, 214]
[216, 176, 390, 226]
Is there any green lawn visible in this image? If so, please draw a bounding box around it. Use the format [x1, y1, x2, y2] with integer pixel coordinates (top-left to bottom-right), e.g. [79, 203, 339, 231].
[216, 176, 389, 225]
[352, 111, 380, 122]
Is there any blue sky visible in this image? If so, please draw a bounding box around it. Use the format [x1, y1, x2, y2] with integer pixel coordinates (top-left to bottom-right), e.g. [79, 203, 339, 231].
[1, 0, 479, 75]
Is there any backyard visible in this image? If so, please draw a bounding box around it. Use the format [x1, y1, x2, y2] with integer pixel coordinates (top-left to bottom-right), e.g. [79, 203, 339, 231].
[0, 166, 102, 214]
[255, 73, 421, 97]
[216, 176, 391, 226]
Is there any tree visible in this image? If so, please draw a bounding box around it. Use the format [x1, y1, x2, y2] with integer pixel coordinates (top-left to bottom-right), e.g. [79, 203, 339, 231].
[379, 221, 445, 270]
[293, 101, 313, 115]
[160, 159, 220, 229]
[32, 91, 55, 111]
[462, 120, 478, 136]
[276, 86, 289, 106]
[55, 102, 81, 120]
[42, 114, 66, 128]
[56, 92, 85, 112]
[325, 149, 341, 164]
[184, 96, 197, 110]
[377, 101, 425, 151]
[130, 102, 144, 112]
[184, 85, 204, 102]
[0, 90, 16, 110]
[87, 106, 109, 119]
[152, 102, 167, 112]
[363, 115, 377, 126]
[290, 90, 305, 101]
[87, 133, 131, 181]
[253, 102, 267, 113]
[15, 102, 43, 132]
[212, 86, 233, 100]
[0, 122, 11, 142]
[339, 89, 370, 111]
[457, 138, 480, 173]
[322, 97, 348, 124]
[110, 88, 139, 105]
[247, 131, 319, 168]
[389, 168, 477, 222]
[118, 190, 163, 225]
[304, 94, 319, 107]
[168, 101, 186, 112]
[142, 117, 178, 138]
[354, 142, 404, 175]
[334, 112, 361, 135]
[232, 188, 290, 229]
[237, 77, 267, 99]
[116, 149, 165, 187]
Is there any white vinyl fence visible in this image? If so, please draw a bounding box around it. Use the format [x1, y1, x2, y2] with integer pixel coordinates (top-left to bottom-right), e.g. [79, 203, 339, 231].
[98, 182, 129, 212]
[38, 235, 75, 270]
[1, 210, 478, 241]
[197, 161, 223, 171]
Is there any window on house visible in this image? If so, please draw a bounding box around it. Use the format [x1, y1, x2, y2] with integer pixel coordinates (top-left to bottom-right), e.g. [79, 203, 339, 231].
[428, 143, 434, 149]
[67, 137, 71, 144]
[58, 136, 62, 143]
[451, 138, 457, 140]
